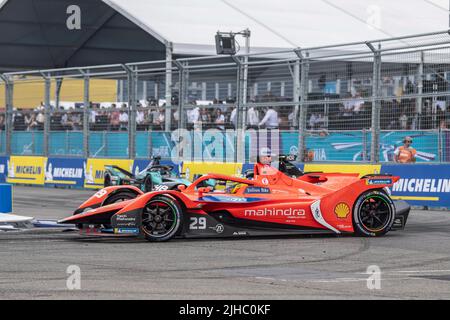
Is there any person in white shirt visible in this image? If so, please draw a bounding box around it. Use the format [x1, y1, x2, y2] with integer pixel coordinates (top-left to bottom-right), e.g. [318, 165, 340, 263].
[119, 110, 129, 130]
[259, 107, 279, 129]
[230, 107, 237, 128]
[187, 106, 200, 130]
[136, 110, 145, 125]
[214, 108, 225, 130]
[247, 106, 259, 129]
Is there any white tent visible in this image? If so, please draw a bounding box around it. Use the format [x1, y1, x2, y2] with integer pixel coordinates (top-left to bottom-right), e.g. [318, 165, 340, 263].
[104, 0, 450, 54]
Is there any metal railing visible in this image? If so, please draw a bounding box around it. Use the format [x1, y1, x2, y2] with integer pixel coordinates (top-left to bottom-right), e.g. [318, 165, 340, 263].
[1, 30, 450, 163]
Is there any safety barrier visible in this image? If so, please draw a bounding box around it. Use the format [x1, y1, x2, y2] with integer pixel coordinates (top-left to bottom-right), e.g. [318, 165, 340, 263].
[0, 156, 449, 208]
[0, 183, 12, 213]
[7, 129, 446, 163]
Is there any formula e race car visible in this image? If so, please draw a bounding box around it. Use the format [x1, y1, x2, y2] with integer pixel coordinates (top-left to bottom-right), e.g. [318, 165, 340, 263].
[60, 165, 410, 242]
[104, 156, 191, 192]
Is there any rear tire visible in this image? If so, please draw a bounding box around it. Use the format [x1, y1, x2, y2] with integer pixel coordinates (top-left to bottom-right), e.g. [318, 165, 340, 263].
[353, 190, 395, 237]
[141, 196, 183, 242]
[104, 174, 112, 187]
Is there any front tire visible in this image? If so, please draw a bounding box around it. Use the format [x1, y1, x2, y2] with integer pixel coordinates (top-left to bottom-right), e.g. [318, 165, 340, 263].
[141, 196, 183, 242]
[353, 190, 395, 237]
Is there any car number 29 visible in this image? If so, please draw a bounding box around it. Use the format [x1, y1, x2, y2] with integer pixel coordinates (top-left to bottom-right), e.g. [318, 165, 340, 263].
[189, 217, 206, 230]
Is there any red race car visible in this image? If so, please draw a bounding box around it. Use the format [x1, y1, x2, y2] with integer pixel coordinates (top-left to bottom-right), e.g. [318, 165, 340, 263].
[59, 166, 410, 241]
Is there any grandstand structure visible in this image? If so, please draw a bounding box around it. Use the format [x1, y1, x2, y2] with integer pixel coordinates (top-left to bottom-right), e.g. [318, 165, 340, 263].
[0, 0, 450, 163]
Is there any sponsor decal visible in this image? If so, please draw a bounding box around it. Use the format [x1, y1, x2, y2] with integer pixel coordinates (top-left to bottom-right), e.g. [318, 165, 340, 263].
[233, 231, 248, 236]
[114, 228, 139, 234]
[334, 202, 350, 219]
[261, 178, 269, 185]
[209, 224, 224, 234]
[6, 156, 46, 185]
[367, 178, 392, 185]
[244, 186, 270, 194]
[244, 208, 305, 218]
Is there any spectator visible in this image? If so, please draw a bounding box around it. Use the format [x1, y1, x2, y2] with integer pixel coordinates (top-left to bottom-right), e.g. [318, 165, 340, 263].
[214, 108, 225, 130]
[187, 106, 200, 130]
[259, 106, 279, 129]
[394, 136, 417, 163]
[36, 111, 45, 128]
[399, 113, 408, 130]
[199, 108, 211, 125]
[309, 113, 318, 130]
[230, 107, 237, 128]
[25, 113, 38, 131]
[109, 104, 120, 130]
[119, 109, 129, 131]
[247, 106, 259, 129]
[0, 114, 4, 130]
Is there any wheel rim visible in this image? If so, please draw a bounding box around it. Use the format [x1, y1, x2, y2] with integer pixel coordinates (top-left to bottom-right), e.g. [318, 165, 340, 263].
[142, 200, 177, 237]
[359, 195, 391, 232]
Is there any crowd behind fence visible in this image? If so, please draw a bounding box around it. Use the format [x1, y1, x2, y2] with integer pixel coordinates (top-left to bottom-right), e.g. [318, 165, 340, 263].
[1, 30, 450, 163]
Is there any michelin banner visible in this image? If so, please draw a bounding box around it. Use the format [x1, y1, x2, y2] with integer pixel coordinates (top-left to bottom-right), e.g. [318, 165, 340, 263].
[44, 158, 85, 187]
[6, 156, 46, 185]
[382, 164, 450, 207]
[84, 158, 134, 189]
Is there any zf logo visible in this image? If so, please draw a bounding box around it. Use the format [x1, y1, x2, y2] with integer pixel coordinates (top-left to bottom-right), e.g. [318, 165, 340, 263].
[66, 5, 81, 30]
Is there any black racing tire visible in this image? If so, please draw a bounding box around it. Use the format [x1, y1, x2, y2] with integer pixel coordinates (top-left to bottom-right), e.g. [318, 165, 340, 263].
[143, 176, 154, 193]
[353, 190, 395, 237]
[104, 174, 112, 187]
[103, 191, 137, 206]
[141, 196, 183, 242]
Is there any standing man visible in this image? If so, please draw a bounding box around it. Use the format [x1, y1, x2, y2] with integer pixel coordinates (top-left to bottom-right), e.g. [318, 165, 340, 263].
[394, 136, 417, 163]
[258, 106, 279, 129]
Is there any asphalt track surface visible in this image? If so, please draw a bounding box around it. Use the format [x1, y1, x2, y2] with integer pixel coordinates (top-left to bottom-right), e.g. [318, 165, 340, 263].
[1, 185, 450, 300]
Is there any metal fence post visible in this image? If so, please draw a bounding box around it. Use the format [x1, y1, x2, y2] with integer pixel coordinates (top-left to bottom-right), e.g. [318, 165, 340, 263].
[367, 42, 381, 164]
[174, 61, 187, 130]
[415, 51, 424, 129]
[127, 67, 137, 159]
[43, 74, 51, 157]
[1, 75, 13, 155]
[165, 42, 173, 132]
[293, 59, 301, 129]
[296, 51, 309, 162]
[83, 73, 90, 158]
[234, 56, 245, 163]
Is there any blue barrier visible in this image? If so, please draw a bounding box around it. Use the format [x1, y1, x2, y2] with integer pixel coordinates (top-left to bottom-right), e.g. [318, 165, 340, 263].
[11, 131, 44, 155]
[49, 132, 84, 156]
[0, 184, 12, 213]
[89, 132, 129, 158]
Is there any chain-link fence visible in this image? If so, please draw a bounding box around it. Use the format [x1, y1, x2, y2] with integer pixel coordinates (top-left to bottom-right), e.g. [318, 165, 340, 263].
[2, 30, 450, 163]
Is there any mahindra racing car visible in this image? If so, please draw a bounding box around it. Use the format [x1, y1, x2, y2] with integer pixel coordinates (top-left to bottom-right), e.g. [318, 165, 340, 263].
[104, 156, 190, 192]
[60, 165, 410, 242]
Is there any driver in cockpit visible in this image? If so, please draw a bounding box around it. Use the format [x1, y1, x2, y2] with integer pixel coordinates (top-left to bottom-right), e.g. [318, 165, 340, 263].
[254, 147, 279, 178]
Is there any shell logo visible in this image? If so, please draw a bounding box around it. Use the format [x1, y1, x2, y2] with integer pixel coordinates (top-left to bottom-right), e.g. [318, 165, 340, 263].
[334, 203, 350, 219]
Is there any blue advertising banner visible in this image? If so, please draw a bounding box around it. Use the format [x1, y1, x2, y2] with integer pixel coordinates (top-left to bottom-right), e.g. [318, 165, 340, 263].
[44, 157, 86, 187]
[0, 156, 8, 183]
[382, 164, 450, 207]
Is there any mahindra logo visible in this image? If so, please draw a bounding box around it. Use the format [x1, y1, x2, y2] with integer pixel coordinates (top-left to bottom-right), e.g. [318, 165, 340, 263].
[244, 208, 305, 217]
